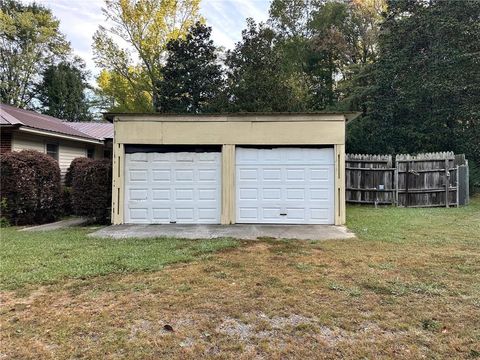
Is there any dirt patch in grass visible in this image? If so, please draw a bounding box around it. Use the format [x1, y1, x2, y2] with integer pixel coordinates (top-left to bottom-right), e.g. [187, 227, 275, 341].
[1, 235, 479, 359]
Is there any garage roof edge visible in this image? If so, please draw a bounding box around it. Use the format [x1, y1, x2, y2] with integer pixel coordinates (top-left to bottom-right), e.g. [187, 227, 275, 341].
[104, 111, 361, 123]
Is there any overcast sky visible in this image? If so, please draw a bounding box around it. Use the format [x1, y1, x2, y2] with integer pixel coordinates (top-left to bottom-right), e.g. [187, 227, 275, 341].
[34, 0, 271, 78]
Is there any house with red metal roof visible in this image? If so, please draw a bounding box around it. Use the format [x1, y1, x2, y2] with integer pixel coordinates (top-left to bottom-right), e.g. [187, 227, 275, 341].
[0, 103, 113, 179]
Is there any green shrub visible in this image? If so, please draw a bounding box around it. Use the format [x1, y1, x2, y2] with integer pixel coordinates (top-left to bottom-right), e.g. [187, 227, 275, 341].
[65, 157, 93, 187]
[60, 187, 73, 216]
[71, 159, 112, 224]
[0, 198, 10, 227]
[469, 161, 480, 195]
[0, 150, 61, 225]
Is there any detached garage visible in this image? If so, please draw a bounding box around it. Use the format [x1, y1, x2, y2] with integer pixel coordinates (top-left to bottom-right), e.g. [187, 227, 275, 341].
[107, 113, 359, 226]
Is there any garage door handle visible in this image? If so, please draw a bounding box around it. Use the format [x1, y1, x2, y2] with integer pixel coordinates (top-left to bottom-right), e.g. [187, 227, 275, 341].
[280, 213, 287, 216]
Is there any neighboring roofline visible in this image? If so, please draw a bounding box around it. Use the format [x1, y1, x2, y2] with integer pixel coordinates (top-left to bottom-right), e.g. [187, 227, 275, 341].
[1, 103, 103, 140]
[104, 111, 362, 123]
[62, 121, 114, 140]
[0, 124, 21, 129]
[19, 127, 104, 145]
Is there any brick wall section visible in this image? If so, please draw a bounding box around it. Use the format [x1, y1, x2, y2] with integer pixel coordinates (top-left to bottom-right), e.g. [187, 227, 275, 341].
[0, 130, 12, 153]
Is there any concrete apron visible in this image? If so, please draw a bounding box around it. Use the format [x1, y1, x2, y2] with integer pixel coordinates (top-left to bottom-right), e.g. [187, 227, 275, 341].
[90, 224, 355, 241]
[20, 217, 88, 232]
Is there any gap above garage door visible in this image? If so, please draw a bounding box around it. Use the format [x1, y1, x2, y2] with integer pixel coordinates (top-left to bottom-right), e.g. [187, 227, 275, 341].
[124, 145, 221, 224]
[236, 146, 335, 224]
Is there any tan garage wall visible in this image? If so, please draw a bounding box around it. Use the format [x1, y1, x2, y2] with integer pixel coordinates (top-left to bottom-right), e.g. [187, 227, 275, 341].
[111, 113, 350, 226]
[114, 114, 346, 145]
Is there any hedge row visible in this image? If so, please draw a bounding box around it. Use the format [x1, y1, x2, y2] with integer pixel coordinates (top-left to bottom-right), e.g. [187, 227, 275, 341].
[69, 157, 112, 224]
[0, 150, 61, 225]
[0, 151, 112, 226]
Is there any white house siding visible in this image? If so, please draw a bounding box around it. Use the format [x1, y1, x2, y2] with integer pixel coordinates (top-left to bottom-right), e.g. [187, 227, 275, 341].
[58, 140, 88, 178]
[11, 133, 45, 152]
[12, 132, 89, 180]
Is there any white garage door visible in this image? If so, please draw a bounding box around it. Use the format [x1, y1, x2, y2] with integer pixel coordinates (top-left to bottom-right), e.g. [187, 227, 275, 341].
[236, 147, 335, 224]
[125, 151, 221, 224]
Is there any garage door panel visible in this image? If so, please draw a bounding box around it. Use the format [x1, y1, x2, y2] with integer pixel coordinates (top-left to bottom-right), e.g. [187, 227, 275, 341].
[130, 153, 148, 162]
[177, 153, 195, 162]
[129, 170, 148, 182]
[236, 147, 334, 224]
[125, 151, 221, 224]
[285, 208, 305, 220]
[198, 153, 218, 162]
[175, 169, 194, 182]
[310, 168, 330, 180]
[239, 188, 258, 200]
[262, 188, 281, 200]
[310, 208, 330, 223]
[263, 168, 282, 181]
[238, 168, 258, 181]
[152, 208, 171, 222]
[152, 170, 171, 182]
[286, 188, 305, 200]
[129, 189, 148, 200]
[237, 148, 259, 162]
[198, 208, 219, 221]
[152, 153, 170, 162]
[262, 207, 282, 220]
[198, 169, 217, 181]
[238, 207, 258, 220]
[286, 168, 305, 181]
[199, 188, 217, 200]
[152, 189, 171, 200]
[175, 189, 194, 200]
[310, 188, 329, 200]
[175, 208, 195, 221]
[129, 208, 149, 220]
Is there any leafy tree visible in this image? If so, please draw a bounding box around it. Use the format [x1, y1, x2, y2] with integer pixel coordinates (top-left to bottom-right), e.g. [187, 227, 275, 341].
[347, 0, 480, 169]
[95, 68, 152, 113]
[158, 22, 224, 113]
[268, 0, 318, 111]
[92, 0, 202, 112]
[267, 0, 385, 111]
[0, 0, 70, 107]
[225, 19, 302, 112]
[36, 59, 92, 121]
[306, 0, 384, 109]
[269, 0, 319, 38]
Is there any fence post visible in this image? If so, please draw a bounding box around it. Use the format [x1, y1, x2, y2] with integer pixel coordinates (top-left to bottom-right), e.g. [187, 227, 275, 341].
[445, 159, 450, 208]
[394, 165, 399, 206]
[456, 165, 459, 207]
[405, 161, 410, 207]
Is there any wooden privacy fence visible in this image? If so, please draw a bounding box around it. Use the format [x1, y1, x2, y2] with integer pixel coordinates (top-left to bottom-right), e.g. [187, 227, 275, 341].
[346, 152, 470, 207]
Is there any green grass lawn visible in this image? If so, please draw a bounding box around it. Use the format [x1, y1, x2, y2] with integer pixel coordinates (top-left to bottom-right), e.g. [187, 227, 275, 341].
[1, 198, 479, 290]
[347, 198, 479, 245]
[0, 197, 479, 359]
[0, 228, 238, 290]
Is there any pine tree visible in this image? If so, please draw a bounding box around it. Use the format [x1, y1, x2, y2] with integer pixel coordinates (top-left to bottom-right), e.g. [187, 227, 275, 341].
[36, 60, 92, 121]
[157, 22, 224, 113]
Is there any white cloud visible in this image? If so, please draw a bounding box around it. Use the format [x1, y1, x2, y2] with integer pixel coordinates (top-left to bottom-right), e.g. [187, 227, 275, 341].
[203, 0, 270, 49]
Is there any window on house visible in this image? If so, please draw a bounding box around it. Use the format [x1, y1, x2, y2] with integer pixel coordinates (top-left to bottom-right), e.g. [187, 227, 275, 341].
[46, 143, 59, 161]
[87, 148, 95, 159]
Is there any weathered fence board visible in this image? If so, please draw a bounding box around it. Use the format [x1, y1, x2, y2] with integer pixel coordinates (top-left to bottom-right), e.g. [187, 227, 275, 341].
[346, 152, 469, 207]
[456, 154, 469, 206]
[396, 152, 457, 207]
[346, 154, 395, 205]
